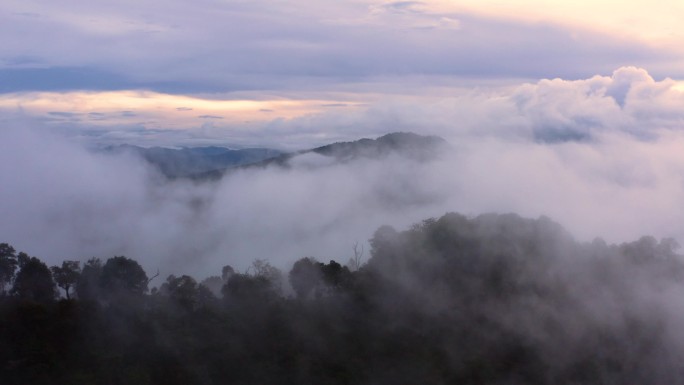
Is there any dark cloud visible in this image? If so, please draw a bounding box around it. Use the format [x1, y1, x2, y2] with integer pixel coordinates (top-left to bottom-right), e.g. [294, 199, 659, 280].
[0, 67, 133, 92]
[381, 1, 425, 13]
[48, 111, 80, 117]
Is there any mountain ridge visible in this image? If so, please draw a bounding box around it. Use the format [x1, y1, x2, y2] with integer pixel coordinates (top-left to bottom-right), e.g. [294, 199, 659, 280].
[103, 144, 283, 179]
[196, 132, 450, 180]
[105, 132, 449, 180]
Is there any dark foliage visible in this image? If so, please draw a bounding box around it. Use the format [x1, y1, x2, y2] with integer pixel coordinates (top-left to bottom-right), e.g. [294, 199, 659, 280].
[11, 254, 56, 303]
[103, 145, 283, 179]
[2, 212, 684, 384]
[0, 243, 18, 295]
[75, 258, 102, 301]
[51, 260, 81, 300]
[100, 256, 149, 299]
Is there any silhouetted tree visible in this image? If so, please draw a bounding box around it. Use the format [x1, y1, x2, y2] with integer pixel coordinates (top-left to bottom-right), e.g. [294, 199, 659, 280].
[222, 273, 276, 305]
[222, 265, 235, 281]
[100, 256, 148, 299]
[51, 260, 81, 300]
[11, 254, 56, 303]
[320, 260, 353, 293]
[289, 257, 322, 299]
[200, 275, 224, 297]
[250, 259, 283, 295]
[0, 242, 18, 295]
[75, 257, 102, 301]
[346, 242, 364, 271]
[160, 274, 199, 310]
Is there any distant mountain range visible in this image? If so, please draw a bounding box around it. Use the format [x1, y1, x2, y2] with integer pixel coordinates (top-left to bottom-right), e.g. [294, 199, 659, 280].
[103, 145, 283, 178]
[106, 132, 449, 180]
[264, 131, 449, 166]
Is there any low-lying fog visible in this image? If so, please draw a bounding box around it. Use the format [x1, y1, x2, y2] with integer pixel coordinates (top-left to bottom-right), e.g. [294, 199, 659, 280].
[2, 126, 684, 280]
[2, 67, 684, 279]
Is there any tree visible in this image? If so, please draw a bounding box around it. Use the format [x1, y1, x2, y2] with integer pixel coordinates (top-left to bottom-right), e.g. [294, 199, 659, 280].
[289, 257, 322, 299]
[0, 242, 18, 295]
[222, 260, 283, 305]
[160, 274, 199, 310]
[51, 260, 81, 300]
[200, 275, 224, 297]
[222, 265, 235, 281]
[249, 259, 283, 295]
[368, 225, 400, 263]
[11, 253, 57, 303]
[100, 256, 149, 299]
[346, 242, 364, 271]
[75, 258, 102, 301]
[320, 260, 352, 290]
[222, 273, 275, 305]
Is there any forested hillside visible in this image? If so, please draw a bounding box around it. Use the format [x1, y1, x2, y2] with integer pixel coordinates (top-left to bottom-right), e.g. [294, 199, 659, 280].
[1, 212, 683, 384]
[103, 145, 283, 178]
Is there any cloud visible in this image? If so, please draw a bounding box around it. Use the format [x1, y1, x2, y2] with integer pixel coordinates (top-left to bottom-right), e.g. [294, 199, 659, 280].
[1, 1, 681, 95]
[1, 67, 683, 153]
[0, 67, 134, 93]
[48, 111, 80, 118]
[3, 67, 683, 150]
[2, 68, 684, 282]
[3, 68, 684, 282]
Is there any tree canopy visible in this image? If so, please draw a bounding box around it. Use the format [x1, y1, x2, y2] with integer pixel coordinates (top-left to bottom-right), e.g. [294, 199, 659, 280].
[2, 212, 684, 384]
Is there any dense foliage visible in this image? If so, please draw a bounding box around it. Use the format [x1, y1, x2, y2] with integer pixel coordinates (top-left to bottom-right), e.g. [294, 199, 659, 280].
[1, 212, 684, 384]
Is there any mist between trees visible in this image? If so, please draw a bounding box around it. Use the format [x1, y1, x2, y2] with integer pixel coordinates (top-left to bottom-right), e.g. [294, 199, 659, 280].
[2, 212, 684, 384]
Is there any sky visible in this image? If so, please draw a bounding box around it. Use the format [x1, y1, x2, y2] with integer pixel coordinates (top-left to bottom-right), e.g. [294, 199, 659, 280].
[2, 0, 684, 148]
[3, 1, 684, 278]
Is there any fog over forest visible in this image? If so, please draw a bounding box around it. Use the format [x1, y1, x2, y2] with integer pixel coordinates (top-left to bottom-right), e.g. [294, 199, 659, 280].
[0, 69, 684, 275]
[3, 68, 684, 384]
[1, 68, 684, 281]
[5, 0, 684, 381]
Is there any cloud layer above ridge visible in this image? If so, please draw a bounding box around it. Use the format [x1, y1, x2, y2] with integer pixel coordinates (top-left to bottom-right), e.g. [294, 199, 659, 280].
[3, 68, 684, 280]
[3, 66, 681, 149]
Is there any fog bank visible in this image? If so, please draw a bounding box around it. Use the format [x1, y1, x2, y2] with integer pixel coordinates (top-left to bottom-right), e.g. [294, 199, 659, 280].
[2, 119, 684, 279]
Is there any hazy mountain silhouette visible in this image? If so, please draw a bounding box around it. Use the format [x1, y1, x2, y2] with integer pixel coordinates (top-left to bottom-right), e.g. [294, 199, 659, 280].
[106, 132, 449, 180]
[310, 132, 449, 161]
[104, 145, 283, 178]
[195, 132, 450, 180]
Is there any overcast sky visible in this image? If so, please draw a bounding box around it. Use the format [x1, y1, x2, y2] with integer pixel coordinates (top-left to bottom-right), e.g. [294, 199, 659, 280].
[2, 0, 684, 148]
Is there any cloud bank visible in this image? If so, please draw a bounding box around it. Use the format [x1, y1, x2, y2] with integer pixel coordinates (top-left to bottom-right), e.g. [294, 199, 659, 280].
[2, 68, 684, 281]
[3, 66, 684, 150]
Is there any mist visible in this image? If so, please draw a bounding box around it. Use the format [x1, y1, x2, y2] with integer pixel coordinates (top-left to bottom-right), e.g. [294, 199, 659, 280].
[4, 70, 684, 384]
[3, 68, 684, 279]
[2, 116, 684, 281]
